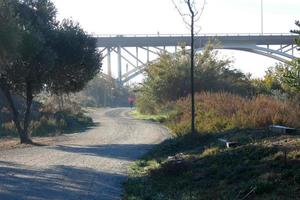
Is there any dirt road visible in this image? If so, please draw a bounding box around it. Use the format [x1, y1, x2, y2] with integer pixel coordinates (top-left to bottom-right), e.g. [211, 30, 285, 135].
[0, 108, 170, 200]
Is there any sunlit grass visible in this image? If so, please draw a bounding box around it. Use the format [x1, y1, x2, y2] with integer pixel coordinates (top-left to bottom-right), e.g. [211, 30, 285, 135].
[129, 109, 168, 123]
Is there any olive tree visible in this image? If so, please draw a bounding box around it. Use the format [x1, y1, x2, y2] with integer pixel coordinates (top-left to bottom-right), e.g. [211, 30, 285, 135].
[0, 0, 101, 144]
[0, 0, 20, 72]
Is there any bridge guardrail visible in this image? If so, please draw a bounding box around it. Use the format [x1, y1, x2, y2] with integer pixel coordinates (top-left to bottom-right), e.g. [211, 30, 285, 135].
[91, 33, 297, 38]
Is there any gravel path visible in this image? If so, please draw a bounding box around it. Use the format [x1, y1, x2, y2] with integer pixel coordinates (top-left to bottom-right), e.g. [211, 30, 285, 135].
[0, 108, 170, 200]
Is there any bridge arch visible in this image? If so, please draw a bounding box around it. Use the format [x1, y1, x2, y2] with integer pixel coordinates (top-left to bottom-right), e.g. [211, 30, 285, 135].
[216, 46, 296, 64]
[121, 47, 296, 83]
[95, 34, 298, 83]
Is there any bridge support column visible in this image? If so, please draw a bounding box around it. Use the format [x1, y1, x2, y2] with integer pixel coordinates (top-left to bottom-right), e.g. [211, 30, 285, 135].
[136, 47, 139, 68]
[107, 48, 112, 77]
[126, 63, 129, 85]
[147, 47, 150, 62]
[117, 46, 122, 83]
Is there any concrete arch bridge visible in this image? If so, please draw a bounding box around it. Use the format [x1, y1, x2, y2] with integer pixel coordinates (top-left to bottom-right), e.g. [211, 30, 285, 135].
[95, 33, 298, 84]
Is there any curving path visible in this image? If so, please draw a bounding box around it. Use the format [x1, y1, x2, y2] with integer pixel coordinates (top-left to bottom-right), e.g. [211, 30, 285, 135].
[0, 108, 169, 200]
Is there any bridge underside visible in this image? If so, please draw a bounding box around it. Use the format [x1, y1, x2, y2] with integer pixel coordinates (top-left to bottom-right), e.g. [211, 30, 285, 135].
[96, 34, 298, 84]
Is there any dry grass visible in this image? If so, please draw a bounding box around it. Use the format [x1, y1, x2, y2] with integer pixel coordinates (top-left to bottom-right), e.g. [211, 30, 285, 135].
[169, 92, 300, 135]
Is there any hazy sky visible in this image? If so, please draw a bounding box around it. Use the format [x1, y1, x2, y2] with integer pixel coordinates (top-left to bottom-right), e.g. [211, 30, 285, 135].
[51, 0, 300, 79]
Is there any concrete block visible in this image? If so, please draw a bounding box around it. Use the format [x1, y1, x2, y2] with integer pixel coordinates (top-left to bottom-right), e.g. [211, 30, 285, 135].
[269, 125, 296, 134]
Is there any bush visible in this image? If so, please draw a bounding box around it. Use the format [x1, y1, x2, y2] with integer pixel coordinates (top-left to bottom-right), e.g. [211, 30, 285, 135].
[30, 112, 93, 136]
[0, 92, 95, 138]
[136, 93, 158, 114]
[168, 92, 300, 135]
[0, 111, 94, 138]
[0, 121, 18, 137]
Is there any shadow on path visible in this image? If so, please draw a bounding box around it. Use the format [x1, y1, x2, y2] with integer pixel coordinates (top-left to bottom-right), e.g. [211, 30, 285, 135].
[0, 161, 125, 200]
[51, 144, 156, 161]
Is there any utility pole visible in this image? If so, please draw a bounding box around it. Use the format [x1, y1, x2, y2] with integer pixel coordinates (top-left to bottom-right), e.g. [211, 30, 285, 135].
[261, 0, 264, 34]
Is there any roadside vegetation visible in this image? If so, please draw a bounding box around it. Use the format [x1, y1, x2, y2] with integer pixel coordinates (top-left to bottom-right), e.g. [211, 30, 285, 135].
[130, 110, 168, 123]
[168, 92, 300, 135]
[124, 129, 300, 199]
[0, 0, 133, 143]
[0, 91, 95, 139]
[124, 22, 300, 199]
[0, 0, 101, 143]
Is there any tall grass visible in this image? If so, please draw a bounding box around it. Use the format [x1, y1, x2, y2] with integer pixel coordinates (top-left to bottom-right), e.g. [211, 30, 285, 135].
[0, 96, 94, 138]
[168, 92, 300, 135]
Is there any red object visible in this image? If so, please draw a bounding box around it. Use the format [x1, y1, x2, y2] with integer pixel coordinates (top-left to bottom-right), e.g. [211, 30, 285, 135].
[128, 96, 135, 105]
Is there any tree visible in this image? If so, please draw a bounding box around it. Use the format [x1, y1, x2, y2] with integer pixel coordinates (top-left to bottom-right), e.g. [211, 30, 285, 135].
[0, 0, 20, 72]
[259, 62, 300, 101]
[291, 21, 300, 48]
[283, 21, 300, 94]
[48, 19, 101, 95]
[281, 61, 300, 94]
[172, 0, 206, 135]
[0, 0, 101, 144]
[137, 44, 254, 115]
[264, 21, 300, 97]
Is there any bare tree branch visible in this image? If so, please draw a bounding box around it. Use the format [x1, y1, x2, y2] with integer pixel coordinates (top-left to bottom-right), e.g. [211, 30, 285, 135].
[171, 0, 206, 34]
[171, 0, 192, 29]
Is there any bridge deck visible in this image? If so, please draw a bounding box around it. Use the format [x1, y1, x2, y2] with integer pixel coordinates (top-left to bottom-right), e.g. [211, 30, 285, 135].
[95, 34, 298, 48]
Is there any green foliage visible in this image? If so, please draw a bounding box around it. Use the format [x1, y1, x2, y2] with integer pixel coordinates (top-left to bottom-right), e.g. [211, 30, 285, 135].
[291, 20, 300, 47]
[275, 20, 300, 95]
[281, 60, 300, 94]
[136, 91, 158, 114]
[0, 0, 101, 143]
[48, 19, 101, 94]
[263, 62, 300, 101]
[3, 0, 58, 94]
[0, 0, 20, 68]
[264, 66, 285, 91]
[136, 43, 255, 114]
[130, 110, 168, 123]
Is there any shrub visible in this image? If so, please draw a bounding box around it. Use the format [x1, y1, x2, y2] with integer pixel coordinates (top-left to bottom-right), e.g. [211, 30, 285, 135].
[168, 92, 300, 135]
[0, 111, 93, 138]
[136, 93, 158, 114]
[0, 121, 18, 137]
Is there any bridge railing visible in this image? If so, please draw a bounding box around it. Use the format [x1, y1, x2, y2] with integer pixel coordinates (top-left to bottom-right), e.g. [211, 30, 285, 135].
[91, 33, 296, 38]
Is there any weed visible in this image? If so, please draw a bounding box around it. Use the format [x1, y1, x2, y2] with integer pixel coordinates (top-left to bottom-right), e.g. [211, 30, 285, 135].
[123, 130, 300, 199]
[169, 92, 300, 136]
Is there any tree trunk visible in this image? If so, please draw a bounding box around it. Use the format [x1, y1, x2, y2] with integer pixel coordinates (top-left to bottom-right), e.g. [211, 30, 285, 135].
[0, 80, 33, 144]
[0, 81, 23, 135]
[188, 0, 196, 135]
[19, 130, 33, 144]
[21, 82, 33, 144]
